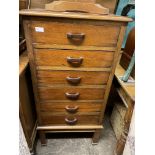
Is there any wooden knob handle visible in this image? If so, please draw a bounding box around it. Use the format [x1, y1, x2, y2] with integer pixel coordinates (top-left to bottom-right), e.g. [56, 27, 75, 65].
[67, 32, 85, 44]
[65, 105, 79, 113]
[65, 117, 77, 125]
[65, 92, 80, 100]
[67, 57, 83, 67]
[66, 76, 81, 85]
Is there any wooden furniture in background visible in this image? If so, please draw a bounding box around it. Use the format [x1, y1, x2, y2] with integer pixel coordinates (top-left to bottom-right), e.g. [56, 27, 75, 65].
[30, 0, 118, 13]
[29, 0, 48, 9]
[20, 9, 131, 145]
[96, 0, 118, 13]
[45, 0, 109, 15]
[19, 0, 28, 54]
[110, 64, 135, 155]
[19, 0, 28, 10]
[109, 27, 135, 155]
[19, 51, 37, 152]
[120, 27, 135, 78]
[19, 39, 27, 55]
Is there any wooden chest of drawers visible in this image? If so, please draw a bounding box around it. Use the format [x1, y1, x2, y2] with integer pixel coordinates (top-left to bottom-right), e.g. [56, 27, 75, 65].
[20, 9, 132, 145]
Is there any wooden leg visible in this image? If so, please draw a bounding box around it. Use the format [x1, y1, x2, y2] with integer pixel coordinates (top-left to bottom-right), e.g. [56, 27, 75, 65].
[39, 131, 47, 146]
[30, 150, 35, 155]
[92, 129, 101, 144]
[30, 146, 36, 155]
[115, 135, 126, 155]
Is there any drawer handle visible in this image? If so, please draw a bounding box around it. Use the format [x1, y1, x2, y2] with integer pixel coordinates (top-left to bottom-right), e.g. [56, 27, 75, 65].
[65, 117, 77, 125]
[65, 105, 79, 113]
[65, 92, 80, 100]
[66, 76, 81, 85]
[67, 32, 85, 44]
[67, 57, 83, 67]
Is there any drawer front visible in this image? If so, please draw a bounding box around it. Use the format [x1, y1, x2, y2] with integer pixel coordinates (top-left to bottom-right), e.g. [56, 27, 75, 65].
[31, 21, 120, 47]
[37, 70, 110, 86]
[40, 113, 100, 125]
[34, 49, 114, 68]
[40, 101, 103, 113]
[38, 86, 106, 101]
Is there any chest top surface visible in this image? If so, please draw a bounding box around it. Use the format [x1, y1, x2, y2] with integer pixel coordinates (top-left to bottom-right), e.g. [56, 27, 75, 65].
[19, 9, 132, 22]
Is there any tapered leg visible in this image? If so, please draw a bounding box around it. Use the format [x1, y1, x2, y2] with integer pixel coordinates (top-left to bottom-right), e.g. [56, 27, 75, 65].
[92, 129, 101, 144]
[39, 131, 47, 146]
[30, 150, 35, 155]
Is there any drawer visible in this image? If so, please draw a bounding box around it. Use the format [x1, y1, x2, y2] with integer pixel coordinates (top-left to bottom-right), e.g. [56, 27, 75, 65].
[34, 49, 114, 68]
[40, 112, 100, 125]
[38, 86, 106, 101]
[37, 70, 110, 86]
[31, 20, 120, 47]
[40, 101, 103, 113]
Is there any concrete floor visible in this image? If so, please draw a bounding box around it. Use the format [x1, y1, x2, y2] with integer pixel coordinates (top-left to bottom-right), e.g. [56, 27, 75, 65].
[36, 117, 116, 155]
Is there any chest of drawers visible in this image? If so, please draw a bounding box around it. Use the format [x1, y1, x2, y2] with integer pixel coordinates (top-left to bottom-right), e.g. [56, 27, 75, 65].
[20, 9, 132, 145]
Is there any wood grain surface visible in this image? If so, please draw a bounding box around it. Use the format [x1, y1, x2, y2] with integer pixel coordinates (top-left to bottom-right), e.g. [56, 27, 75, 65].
[38, 86, 106, 101]
[20, 9, 132, 22]
[40, 112, 100, 125]
[37, 70, 110, 85]
[40, 101, 103, 113]
[31, 20, 120, 47]
[34, 49, 114, 68]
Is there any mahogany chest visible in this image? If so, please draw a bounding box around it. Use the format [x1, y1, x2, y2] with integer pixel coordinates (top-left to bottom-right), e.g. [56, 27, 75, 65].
[20, 9, 132, 145]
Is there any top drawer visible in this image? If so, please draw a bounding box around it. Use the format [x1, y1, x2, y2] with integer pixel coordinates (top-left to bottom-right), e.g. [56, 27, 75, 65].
[30, 20, 120, 47]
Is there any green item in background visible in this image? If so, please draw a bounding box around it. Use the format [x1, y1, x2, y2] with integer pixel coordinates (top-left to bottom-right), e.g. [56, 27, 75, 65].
[122, 52, 135, 82]
[122, 9, 135, 48]
[116, 0, 135, 48]
[116, 0, 129, 15]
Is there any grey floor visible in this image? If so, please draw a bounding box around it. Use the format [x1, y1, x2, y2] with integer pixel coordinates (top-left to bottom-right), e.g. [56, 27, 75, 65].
[36, 117, 116, 155]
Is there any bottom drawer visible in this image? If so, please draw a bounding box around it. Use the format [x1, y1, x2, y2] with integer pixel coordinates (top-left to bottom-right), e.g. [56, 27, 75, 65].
[40, 113, 100, 126]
